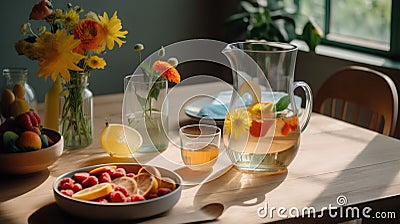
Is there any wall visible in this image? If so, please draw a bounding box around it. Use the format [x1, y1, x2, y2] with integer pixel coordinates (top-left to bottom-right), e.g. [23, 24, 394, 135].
[0, 0, 239, 102]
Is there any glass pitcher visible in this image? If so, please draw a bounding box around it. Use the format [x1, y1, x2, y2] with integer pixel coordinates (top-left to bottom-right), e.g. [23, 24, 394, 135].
[222, 41, 312, 173]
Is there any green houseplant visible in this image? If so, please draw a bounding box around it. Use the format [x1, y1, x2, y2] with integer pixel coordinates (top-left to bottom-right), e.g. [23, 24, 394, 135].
[226, 0, 321, 51]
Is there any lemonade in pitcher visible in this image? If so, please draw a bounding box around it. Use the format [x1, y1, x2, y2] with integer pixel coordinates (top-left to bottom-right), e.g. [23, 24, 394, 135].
[224, 101, 300, 173]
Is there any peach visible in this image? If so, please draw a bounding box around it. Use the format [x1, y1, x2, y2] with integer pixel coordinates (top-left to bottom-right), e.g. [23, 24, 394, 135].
[17, 131, 42, 151]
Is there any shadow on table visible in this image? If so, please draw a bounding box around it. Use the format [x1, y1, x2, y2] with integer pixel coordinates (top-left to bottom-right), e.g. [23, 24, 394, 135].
[192, 167, 288, 211]
[28, 202, 170, 224]
[0, 170, 49, 202]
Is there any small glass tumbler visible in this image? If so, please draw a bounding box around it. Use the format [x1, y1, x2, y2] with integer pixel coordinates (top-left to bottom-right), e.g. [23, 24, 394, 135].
[179, 124, 221, 171]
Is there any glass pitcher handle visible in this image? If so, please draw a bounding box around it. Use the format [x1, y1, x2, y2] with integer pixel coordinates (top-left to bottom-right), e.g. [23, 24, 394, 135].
[292, 81, 313, 132]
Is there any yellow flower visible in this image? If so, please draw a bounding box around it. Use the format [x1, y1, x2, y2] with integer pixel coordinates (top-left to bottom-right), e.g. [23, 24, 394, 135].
[224, 108, 252, 139]
[98, 11, 128, 50]
[15, 40, 40, 60]
[35, 29, 85, 81]
[62, 8, 80, 28]
[86, 56, 106, 69]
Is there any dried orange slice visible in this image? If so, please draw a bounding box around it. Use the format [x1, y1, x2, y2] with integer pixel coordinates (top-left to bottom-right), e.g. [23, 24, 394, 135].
[112, 176, 138, 195]
[138, 166, 162, 179]
[134, 173, 158, 197]
[72, 183, 112, 201]
[159, 177, 176, 191]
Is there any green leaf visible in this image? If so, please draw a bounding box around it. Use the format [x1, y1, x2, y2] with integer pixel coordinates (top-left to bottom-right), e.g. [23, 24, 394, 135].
[137, 95, 147, 108]
[225, 12, 250, 24]
[275, 95, 289, 111]
[149, 84, 160, 101]
[241, 1, 258, 13]
[302, 20, 322, 52]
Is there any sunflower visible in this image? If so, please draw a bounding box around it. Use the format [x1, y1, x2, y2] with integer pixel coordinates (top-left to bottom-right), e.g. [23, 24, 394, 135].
[98, 11, 128, 50]
[224, 108, 252, 140]
[35, 29, 84, 81]
[152, 60, 180, 83]
[86, 56, 106, 69]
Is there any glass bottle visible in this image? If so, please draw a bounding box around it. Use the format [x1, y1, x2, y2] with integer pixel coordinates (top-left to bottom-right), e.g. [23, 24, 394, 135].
[1, 68, 37, 119]
[59, 72, 93, 148]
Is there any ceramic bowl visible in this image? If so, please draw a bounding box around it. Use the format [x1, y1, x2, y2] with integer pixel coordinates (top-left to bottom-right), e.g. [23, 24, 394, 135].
[53, 163, 183, 221]
[0, 128, 63, 175]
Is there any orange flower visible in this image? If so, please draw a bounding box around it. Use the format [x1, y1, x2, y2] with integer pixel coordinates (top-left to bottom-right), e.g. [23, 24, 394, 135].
[152, 60, 180, 83]
[29, 0, 53, 20]
[73, 19, 105, 54]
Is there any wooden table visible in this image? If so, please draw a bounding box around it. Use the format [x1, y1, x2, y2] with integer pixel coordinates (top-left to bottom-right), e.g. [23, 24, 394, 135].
[1, 82, 400, 223]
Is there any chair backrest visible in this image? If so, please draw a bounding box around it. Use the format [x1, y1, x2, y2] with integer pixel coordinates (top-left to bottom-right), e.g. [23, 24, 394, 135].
[314, 66, 398, 136]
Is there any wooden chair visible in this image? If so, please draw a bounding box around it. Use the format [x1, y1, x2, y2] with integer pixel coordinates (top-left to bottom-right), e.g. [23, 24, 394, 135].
[314, 66, 398, 136]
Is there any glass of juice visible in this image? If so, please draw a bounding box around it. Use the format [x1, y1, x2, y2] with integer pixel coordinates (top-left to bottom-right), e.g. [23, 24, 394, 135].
[179, 124, 221, 171]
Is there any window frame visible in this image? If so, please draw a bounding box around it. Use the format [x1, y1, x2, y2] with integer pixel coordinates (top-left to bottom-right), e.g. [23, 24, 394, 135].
[296, 0, 399, 60]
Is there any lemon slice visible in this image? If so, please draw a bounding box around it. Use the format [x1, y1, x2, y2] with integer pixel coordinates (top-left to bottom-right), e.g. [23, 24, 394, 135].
[100, 123, 143, 157]
[134, 173, 158, 197]
[159, 177, 177, 190]
[248, 102, 274, 117]
[112, 176, 138, 195]
[72, 183, 112, 201]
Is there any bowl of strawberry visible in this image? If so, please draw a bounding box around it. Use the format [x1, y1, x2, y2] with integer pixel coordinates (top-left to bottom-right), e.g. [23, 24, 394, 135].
[53, 163, 183, 221]
[0, 111, 63, 175]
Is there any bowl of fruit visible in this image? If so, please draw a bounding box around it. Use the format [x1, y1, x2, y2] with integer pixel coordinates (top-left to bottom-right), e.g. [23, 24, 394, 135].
[0, 110, 63, 175]
[53, 163, 182, 221]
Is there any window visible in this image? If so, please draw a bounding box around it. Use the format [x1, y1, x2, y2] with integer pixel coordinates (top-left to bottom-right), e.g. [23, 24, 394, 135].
[289, 0, 399, 59]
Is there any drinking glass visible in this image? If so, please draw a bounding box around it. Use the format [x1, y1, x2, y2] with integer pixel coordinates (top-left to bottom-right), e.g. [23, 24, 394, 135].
[179, 124, 221, 171]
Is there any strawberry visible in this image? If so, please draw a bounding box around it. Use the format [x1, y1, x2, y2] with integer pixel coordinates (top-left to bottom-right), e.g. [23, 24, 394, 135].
[71, 183, 83, 192]
[126, 173, 135, 178]
[45, 134, 54, 146]
[60, 189, 74, 197]
[281, 122, 291, 136]
[146, 193, 159, 200]
[96, 198, 109, 203]
[32, 127, 41, 136]
[82, 175, 99, 187]
[249, 120, 273, 137]
[27, 110, 41, 126]
[114, 185, 129, 197]
[111, 168, 126, 179]
[131, 194, 145, 202]
[73, 172, 90, 183]
[99, 172, 112, 183]
[157, 187, 172, 197]
[16, 113, 35, 132]
[109, 191, 126, 202]
[58, 177, 75, 190]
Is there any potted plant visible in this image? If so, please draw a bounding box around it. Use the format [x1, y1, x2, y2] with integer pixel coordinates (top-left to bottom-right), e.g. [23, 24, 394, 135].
[225, 0, 321, 52]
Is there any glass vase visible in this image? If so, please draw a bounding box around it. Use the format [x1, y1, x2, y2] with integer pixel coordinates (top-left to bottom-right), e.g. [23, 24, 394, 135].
[59, 72, 93, 148]
[1, 68, 37, 119]
[123, 74, 169, 154]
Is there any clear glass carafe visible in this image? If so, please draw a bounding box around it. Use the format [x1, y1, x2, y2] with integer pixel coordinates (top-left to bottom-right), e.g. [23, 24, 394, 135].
[1, 68, 37, 119]
[222, 41, 313, 173]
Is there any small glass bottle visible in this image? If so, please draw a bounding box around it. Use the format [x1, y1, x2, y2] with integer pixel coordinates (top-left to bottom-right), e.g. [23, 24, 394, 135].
[1, 68, 37, 119]
[59, 72, 93, 148]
